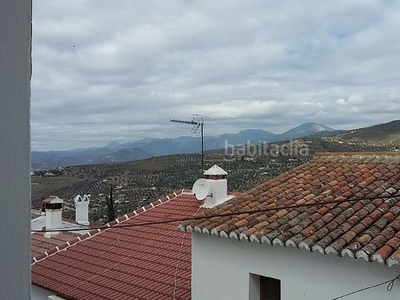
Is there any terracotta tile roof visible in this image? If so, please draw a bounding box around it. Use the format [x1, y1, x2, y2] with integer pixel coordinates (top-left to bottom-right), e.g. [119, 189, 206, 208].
[31, 215, 92, 262]
[31, 232, 83, 260]
[180, 152, 400, 267]
[32, 189, 201, 300]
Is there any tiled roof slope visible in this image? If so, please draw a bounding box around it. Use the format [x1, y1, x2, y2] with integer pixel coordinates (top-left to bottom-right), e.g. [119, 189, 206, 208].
[32, 190, 201, 300]
[180, 153, 400, 267]
[31, 232, 82, 260]
[31, 216, 91, 262]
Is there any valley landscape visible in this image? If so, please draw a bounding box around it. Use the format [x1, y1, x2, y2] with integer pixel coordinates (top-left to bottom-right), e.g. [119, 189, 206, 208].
[31, 120, 400, 224]
[31, 122, 340, 170]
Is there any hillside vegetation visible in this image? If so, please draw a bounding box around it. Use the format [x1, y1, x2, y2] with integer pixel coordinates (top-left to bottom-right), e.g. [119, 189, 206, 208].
[328, 119, 400, 146]
[31, 136, 393, 224]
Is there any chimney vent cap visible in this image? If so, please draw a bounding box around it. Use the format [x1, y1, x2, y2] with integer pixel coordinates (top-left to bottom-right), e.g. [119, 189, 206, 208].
[42, 196, 63, 204]
[203, 165, 228, 176]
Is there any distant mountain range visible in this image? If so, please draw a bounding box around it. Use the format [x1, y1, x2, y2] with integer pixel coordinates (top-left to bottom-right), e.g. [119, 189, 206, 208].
[31, 122, 341, 170]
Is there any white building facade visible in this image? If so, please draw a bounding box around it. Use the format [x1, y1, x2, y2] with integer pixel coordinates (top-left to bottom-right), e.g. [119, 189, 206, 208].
[192, 233, 400, 300]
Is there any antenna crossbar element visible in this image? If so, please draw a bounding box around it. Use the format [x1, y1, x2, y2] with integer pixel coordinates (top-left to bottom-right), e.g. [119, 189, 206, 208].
[191, 114, 203, 134]
[170, 114, 205, 173]
[170, 119, 197, 125]
[191, 123, 201, 133]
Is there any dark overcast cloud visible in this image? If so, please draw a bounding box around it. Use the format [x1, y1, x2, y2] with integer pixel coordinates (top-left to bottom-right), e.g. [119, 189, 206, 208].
[31, 0, 400, 151]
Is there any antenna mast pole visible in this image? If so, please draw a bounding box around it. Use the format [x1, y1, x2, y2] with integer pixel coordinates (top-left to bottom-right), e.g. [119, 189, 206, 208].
[201, 122, 204, 174]
[170, 114, 204, 174]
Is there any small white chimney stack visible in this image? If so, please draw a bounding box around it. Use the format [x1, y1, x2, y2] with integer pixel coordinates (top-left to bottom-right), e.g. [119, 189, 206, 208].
[42, 196, 63, 237]
[200, 165, 234, 208]
[74, 194, 90, 226]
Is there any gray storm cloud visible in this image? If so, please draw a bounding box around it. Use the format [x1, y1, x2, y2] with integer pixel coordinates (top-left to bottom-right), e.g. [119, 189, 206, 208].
[31, 0, 400, 150]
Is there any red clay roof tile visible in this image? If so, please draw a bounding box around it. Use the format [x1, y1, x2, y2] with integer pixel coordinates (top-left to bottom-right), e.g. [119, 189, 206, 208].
[31, 231, 83, 262]
[32, 190, 201, 299]
[180, 152, 400, 267]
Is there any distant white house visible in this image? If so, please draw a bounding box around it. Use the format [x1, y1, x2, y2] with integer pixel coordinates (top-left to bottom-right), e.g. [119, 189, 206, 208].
[181, 153, 400, 300]
[31, 195, 92, 300]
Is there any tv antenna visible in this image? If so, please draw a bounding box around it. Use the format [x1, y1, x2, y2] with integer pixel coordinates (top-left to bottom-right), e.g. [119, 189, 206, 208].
[170, 114, 204, 173]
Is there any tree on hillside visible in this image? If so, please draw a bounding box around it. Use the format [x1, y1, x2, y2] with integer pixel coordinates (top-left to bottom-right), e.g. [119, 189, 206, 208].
[106, 185, 116, 222]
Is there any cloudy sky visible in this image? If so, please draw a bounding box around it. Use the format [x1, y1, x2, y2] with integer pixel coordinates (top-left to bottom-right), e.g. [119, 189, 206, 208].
[32, 0, 400, 151]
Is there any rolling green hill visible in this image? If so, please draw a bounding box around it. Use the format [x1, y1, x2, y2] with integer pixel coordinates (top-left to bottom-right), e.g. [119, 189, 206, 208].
[329, 119, 400, 146]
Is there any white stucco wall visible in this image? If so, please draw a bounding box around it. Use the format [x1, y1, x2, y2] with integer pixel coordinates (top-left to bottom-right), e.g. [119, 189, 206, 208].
[0, 0, 32, 299]
[192, 233, 400, 300]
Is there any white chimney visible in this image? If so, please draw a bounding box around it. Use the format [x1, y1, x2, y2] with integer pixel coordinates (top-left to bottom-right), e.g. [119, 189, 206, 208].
[42, 196, 63, 237]
[74, 194, 90, 226]
[200, 165, 234, 208]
